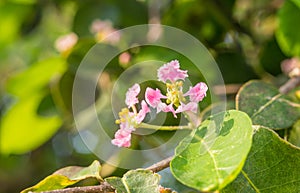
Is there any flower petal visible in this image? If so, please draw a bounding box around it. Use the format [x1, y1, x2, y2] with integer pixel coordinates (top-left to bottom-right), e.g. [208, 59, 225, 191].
[157, 60, 188, 83]
[176, 102, 198, 114]
[136, 100, 150, 124]
[145, 87, 165, 107]
[185, 82, 208, 102]
[157, 102, 177, 118]
[111, 129, 132, 147]
[125, 83, 140, 107]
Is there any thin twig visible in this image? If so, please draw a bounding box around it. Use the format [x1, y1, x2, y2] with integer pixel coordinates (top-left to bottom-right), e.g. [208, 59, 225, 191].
[279, 76, 300, 94]
[146, 156, 173, 173]
[39, 182, 114, 193]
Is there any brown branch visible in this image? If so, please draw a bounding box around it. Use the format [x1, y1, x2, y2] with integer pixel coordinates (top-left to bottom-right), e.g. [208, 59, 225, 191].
[146, 156, 173, 173]
[279, 76, 300, 94]
[37, 156, 174, 193]
[39, 182, 114, 193]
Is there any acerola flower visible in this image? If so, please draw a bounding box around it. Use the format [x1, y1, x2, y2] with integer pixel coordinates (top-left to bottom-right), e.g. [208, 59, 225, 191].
[125, 83, 140, 107]
[145, 60, 208, 118]
[185, 82, 208, 103]
[55, 32, 78, 57]
[158, 60, 188, 83]
[112, 84, 150, 147]
[90, 19, 121, 44]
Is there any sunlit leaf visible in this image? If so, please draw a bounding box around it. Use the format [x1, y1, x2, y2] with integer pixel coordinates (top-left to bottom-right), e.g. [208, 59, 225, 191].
[0, 92, 61, 154]
[276, 0, 300, 56]
[236, 80, 300, 129]
[105, 169, 161, 193]
[171, 110, 253, 191]
[7, 57, 67, 98]
[222, 127, 300, 193]
[21, 160, 102, 193]
[0, 57, 67, 154]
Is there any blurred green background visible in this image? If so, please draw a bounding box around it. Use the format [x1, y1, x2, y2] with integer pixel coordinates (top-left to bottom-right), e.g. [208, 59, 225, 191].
[1, 0, 299, 192]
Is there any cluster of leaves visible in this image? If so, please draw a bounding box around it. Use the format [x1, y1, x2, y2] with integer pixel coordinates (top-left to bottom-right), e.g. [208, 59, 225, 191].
[1, 0, 300, 192]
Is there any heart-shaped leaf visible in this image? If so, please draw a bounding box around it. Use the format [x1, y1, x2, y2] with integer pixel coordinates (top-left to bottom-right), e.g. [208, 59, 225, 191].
[105, 169, 161, 193]
[170, 110, 253, 191]
[21, 160, 102, 193]
[236, 80, 300, 129]
[222, 127, 300, 192]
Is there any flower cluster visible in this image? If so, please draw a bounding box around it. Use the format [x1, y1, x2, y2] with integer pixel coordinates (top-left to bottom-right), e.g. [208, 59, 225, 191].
[146, 60, 208, 118]
[112, 60, 208, 148]
[112, 84, 149, 147]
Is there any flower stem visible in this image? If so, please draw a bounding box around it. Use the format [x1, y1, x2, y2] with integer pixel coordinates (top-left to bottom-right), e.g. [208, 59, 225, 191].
[138, 122, 192, 130]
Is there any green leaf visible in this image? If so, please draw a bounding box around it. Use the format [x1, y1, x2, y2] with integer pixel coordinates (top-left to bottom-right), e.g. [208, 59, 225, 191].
[7, 57, 67, 98]
[105, 169, 161, 193]
[21, 160, 102, 193]
[0, 92, 62, 154]
[236, 80, 300, 129]
[0, 57, 67, 154]
[289, 119, 300, 147]
[276, 0, 300, 57]
[170, 110, 253, 191]
[222, 127, 300, 193]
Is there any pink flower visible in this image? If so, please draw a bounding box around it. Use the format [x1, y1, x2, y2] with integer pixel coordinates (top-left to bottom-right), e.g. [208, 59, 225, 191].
[136, 100, 150, 123]
[176, 102, 198, 114]
[145, 88, 165, 107]
[112, 84, 150, 148]
[185, 82, 208, 102]
[145, 88, 177, 117]
[55, 33, 78, 54]
[157, 60, 188, 83]
[125, 84, 140, 108]
[111, 129, 131, 147]
[145, 60, 208, 118]
[158, 103, 177, 117]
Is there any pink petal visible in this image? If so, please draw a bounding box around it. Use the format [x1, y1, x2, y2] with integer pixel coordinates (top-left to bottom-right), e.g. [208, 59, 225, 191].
[125, 84, 140, 107]
[111, 129, 132, 147]
[136, 100, 150, 124]
[157, 60, 188, 83]
[185, 82, 208, 102]
[157, 102, 177, 118]
[176, 102, 198, 114]
[145, 88, 165, 108]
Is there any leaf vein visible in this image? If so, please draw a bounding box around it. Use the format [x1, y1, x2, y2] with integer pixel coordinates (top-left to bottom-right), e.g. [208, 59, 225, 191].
[251, 94, 281, 119]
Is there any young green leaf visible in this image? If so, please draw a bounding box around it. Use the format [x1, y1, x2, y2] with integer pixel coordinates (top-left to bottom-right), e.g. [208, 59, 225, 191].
[7, 57, 67, 98]
[21, 160, 102, 193]
[236, 80, 300, 129]
[0, 92, 62, 154]
[0, 57, 67, 155]
[105, 169, 161, 193]
[222, 127, 300, 193]
[170, 110, 253, 191]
